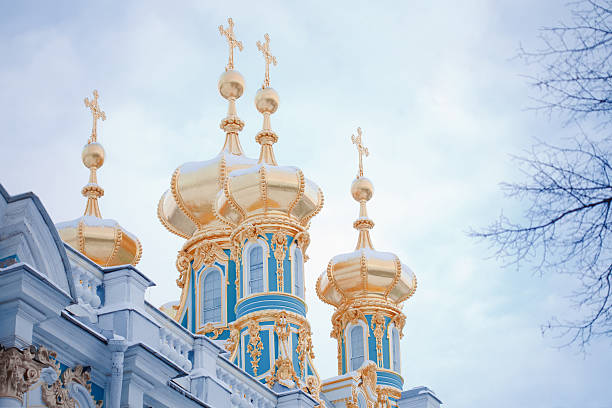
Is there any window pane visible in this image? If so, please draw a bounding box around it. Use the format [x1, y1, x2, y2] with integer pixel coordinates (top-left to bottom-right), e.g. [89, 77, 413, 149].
[249, 246, 264, 294]
[293, 247, 303, 297]
[392, 328, 400, 372]
[350, 326, 364, 371]
[202, 270, 222, 324]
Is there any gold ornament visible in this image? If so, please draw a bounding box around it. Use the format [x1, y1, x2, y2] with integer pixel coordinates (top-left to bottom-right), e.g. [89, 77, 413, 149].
[57, 90, 142, 267]
[246, 320, 264, 376]
[371, 312, 386, 367]
[256, 33, 277, 89]
[225, 325, 240, 358]
[84, 89, 106, 144]
[351, 127, 369, 179]
[175, 250, 193, 288]
[218, 17, 243, 72]
[272, 232, 288, 290]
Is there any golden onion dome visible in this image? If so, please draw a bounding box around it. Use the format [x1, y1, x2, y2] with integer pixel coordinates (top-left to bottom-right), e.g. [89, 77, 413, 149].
[57, 90, 142, 267]
[215, 85, 323, 229]
[316, 129, 416, 307]
[57, 215, 142, 267]
[158, 69, 257, 239]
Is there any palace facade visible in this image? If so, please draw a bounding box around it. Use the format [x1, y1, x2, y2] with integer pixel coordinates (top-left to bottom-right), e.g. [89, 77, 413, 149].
[0, 18, 443, 408]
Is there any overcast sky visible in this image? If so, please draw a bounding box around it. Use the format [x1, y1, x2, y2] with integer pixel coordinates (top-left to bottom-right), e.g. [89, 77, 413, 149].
[1, 1, 611, 407]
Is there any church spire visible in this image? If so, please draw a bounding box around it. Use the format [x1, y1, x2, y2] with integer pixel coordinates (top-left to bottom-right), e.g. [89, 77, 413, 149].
[82, 89, 106, 218]
[350, 127, 375, 250]
[218, 17, 246, 156]
[254, 33, 280, 165]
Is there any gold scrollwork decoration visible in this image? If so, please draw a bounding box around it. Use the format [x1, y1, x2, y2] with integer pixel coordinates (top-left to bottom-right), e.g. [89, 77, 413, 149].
[246, 320, 264, 376]
[192, 240, 228, 272]
[390, 313, 406, 338]
[202, 323, 226, 340]
[296, 326, 314, 378]
[371, 312, 386, 367]
[175, 250, 193, 288]
[271, 232, 287, 291]
[265, 356, 300, 389]
[294, 231, 310, 261]
[225, 325, 240, 359]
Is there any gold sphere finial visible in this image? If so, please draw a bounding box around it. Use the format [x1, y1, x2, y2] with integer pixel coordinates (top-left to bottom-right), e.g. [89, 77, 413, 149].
[218, 70, 245, 100]
[351, 177, 374, 202]
[82, 142, 105, 169]
[255, 87, 279, 114]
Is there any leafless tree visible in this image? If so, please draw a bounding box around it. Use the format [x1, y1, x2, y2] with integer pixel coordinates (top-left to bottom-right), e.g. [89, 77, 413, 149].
[473, 0, 612, 348]
[520, 0, 612, 124]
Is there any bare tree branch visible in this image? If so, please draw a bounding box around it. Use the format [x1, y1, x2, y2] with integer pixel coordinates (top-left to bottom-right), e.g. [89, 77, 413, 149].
[471, 136, 612, 349]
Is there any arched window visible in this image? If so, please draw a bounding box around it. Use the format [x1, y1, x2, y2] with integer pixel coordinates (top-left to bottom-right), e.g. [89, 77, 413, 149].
[392, 327, 401, 372]
[202, 269, 221, 324]
[248, 246, 264, 294]
[349, 325, 365, 371]
[293, 247, 304, 298]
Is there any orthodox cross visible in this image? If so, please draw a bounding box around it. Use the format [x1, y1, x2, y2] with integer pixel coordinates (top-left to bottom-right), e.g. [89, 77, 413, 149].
[256, 33, 277, 88]
[84, 89, 106, 143]
[351, 127, 369, 178]
[219, 17, 243, 71]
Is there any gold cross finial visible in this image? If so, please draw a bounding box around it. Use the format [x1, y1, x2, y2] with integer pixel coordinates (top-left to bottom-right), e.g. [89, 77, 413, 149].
[256, 33, 277, 88]
[84, 89, 106, 143]
[351, 127, 369, 178]
[219, 17, 243, 71]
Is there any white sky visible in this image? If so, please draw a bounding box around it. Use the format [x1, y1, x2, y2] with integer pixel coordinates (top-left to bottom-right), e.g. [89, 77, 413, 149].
[1, 1, 611, 407]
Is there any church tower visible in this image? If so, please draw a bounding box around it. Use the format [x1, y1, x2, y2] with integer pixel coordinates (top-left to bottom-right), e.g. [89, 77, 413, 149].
[56, 89, 142, 267]
[316, 128, 417, 403]
[158, 19, 325, 393]
[157, 18, 256, 338]
[214, 32, 324, 390]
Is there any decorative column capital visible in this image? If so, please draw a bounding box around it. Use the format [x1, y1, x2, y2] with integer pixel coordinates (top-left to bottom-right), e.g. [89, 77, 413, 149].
[0, 346, 42, 402]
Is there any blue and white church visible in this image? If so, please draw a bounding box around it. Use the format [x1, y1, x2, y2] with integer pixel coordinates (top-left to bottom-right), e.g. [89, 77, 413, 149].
[0, 18, 444, 408]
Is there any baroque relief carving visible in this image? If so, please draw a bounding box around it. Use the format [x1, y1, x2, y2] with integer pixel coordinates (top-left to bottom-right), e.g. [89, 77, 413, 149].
[192, 240, 228, 272]
[224, 325, 240, 358]
[246, 320, 264, 376]
[0, 346, 42, 402]
[175, 250, 193, 288]
[271, 232, 287, 290]
[0, 345, 101, 407]
[370, 312, 386, 367]
[296, 326, 314, 378]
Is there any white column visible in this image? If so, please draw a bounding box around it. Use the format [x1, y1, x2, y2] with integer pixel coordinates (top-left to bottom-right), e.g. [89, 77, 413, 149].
[108, 337, 128, 408]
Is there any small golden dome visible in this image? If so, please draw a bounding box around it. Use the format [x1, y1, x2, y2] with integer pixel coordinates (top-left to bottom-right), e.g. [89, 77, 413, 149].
[57, 89, 142, 267]
[255, 87, 279, 114]
[57, 216, 142, 266]
[82, 142, 105, 169]
[316, 127, 417, 307]
[316, 249, 416, 307]
[218, 70, 245, 100]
